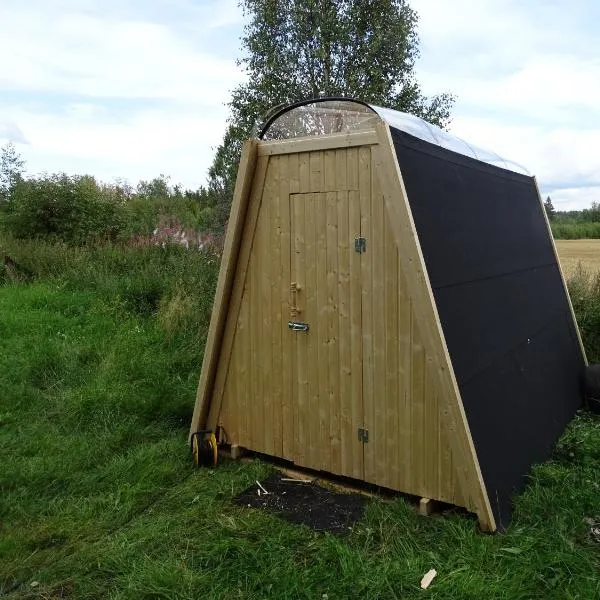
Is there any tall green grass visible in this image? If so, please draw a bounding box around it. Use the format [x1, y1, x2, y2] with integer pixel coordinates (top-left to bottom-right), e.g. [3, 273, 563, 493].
[0, 232, 218, 358]
[566, 265, 600, 362]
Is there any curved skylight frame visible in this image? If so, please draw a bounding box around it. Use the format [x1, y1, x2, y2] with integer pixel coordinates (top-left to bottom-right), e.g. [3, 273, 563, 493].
[257, 97, 530, 176]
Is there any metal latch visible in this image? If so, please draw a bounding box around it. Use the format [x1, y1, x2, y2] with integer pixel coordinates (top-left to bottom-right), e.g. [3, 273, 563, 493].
[358, 428, 369, 443]
[288, 321, 309, 332]
[354, 237, 366, 253]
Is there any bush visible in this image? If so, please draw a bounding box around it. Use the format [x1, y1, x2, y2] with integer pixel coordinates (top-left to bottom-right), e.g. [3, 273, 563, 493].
[552, 222, 600, 239]
[5, 174, 127, 245]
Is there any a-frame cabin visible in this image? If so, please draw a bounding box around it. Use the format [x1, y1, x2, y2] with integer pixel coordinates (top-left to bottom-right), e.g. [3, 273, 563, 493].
[191, 99, 586, 532]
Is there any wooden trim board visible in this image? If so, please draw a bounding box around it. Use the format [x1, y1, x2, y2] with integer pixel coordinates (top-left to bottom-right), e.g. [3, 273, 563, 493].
[205, 155, 271, 431]
[189, 140, 259, 438]
[258, 130, 379, 156]
[371, 122, 496, 532]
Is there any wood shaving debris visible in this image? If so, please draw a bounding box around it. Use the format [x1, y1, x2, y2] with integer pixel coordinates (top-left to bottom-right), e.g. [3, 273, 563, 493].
[256, 481, 269, 495]
[420, 569, 437, 590]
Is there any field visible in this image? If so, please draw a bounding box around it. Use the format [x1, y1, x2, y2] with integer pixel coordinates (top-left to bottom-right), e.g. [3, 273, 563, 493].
[556, 239, 600, 277]
[1, 236, 600, 599]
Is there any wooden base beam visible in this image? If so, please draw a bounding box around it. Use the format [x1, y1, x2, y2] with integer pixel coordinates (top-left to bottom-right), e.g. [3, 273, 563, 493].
[419, 498, 434, 516]
[230, 444, 246, 460]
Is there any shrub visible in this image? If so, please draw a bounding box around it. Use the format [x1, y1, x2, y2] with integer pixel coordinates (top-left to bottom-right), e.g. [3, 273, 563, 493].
[4, 174, 126, 245]
[552, 222, 600, 240]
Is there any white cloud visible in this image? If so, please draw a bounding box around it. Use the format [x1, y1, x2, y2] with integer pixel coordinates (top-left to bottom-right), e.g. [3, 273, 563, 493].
[0, 7, 242, 101]
[2, 102, 230, 188]
[0, 120, 28, 144]
[552, 187, 600, 211]
[0, 0, 246, 189]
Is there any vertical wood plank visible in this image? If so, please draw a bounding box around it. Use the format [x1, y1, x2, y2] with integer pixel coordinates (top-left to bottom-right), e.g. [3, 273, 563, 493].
[238, 283, 250, 447]
[324, 150, 337, 191]
[359, 145, 374, 480]
[438, 397, 454, 503]
[371, 153, 386, 484]
[289, 153, 300, 194]
[347, 147, 359, 190]
[299, 153, 310, 193]
[292, 193, 308, 465]
[336, 148, 348, 191]
[348, 171, 363, 479]
[423, 357, 440, 499]
[281, 155, 295, 457]
[398, 266, 412, 491]
[326, 189, 341, 473]
[273, 154, 288, 457]
[310, 151, 324, 191]
[337, 189, 353, 477]
[384, 210, 400, 490]
[410, 317, 425, 494]
[250, 201, 262, 452]
[304, 191, 319, 470]
[260, 161, 274, 455]
[296, 153, 311, 464]
[316, 191, 330, 471]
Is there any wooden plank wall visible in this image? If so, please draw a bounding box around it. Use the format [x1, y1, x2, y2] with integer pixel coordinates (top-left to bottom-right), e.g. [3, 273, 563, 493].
[212, 137, 474, 514]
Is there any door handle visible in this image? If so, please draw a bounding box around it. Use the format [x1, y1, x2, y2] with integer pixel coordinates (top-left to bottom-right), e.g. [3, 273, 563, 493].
[290, 282, 300, 317]
[288, 321, 309, 332]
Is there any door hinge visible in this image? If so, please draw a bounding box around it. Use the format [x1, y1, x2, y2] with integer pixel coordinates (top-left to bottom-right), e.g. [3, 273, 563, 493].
[354, 237, 366, 253]
[358, 428, 369, 443]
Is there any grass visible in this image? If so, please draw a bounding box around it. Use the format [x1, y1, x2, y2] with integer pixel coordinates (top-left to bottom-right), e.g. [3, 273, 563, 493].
[1, 235, 600, 599]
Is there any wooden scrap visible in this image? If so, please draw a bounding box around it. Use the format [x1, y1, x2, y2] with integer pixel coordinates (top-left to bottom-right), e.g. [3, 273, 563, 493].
[420, 569, 437, 590]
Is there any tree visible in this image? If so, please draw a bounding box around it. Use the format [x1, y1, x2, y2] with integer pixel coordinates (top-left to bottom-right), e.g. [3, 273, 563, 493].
[544, 196, 555, 221]
[209, 0, 454, 203]
[0, 142, 25, 203]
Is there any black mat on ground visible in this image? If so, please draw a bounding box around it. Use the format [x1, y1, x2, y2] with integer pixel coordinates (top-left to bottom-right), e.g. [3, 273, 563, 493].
[391, 127, 585, 529]
[235, 473, 367, 534]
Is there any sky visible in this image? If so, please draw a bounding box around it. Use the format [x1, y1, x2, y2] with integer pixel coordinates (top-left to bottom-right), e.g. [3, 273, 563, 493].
[0, 0, 598, 210]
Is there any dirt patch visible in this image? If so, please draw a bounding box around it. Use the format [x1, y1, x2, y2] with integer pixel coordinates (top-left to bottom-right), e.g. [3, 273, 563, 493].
[235, 472, 368, 534]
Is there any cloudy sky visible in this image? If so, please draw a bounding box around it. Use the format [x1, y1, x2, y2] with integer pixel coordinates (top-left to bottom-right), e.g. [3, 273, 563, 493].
[0, 0, 598, 210]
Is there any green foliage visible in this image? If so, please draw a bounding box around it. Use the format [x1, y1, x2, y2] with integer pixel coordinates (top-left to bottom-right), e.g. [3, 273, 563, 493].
[210, 0, 455, 198]
[1, 170, 225, 245]
[126, 176, 222, 236]
[551, 221, 600, 239]
[0, 142, 25, 204]
[553, 201, 600, 239]
[5, 174, 126, 244]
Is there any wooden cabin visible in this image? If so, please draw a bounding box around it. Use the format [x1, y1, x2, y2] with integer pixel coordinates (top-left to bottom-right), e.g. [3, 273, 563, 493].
[190, 98, 586, 532]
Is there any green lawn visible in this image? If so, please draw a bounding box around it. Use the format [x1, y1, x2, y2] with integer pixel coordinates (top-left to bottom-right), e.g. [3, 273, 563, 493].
[1, 277, 599, 599]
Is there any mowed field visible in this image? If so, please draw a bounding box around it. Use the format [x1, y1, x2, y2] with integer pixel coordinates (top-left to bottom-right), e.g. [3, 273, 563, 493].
[556, 239, 600, 277]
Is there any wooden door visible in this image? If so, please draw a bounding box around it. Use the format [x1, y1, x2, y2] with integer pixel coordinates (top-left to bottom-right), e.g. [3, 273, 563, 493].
[289, 190, 364, 479]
